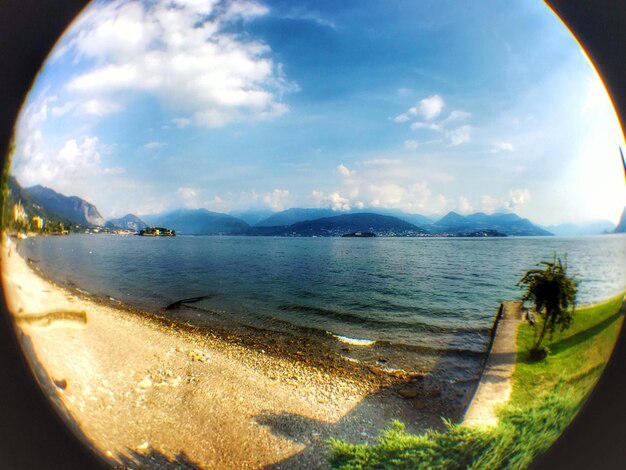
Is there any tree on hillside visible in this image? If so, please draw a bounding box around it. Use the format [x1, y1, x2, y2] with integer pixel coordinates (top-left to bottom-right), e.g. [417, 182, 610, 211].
[0, 142, 14, 231]
[518, 256, 578, 359]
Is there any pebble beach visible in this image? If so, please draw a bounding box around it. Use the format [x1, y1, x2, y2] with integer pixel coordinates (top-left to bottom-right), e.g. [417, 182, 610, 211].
[1, 238, 472, 468]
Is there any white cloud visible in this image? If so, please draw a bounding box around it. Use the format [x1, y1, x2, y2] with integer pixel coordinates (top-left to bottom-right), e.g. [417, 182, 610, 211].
[12, 97, 48, 178]
[458, 196, 473, 214]
[433, 195, 447, 213]
[491, 141, 515, 153]
[13, 131, 104, 191]
[481, 195, 499, 213]
[101, 167, 126, 175]
[504, 189, 530, 209]
[362, 158, 402, 166]
[263, 188, 290, 211]
[337, 163, 354, 177]
[177, 186, 201, 208]
[369, 183, 406, 207]
[446, 125, 471, 146]
[57, 137, 101, 168]
[312, 173, 444, 213]
[69, 65, 137, 94]
[393, 114, 411, 123]
[59, 0, 295, 128]
[395, 96, 475, 148]
[369, 182, 435, 212]
[311, 191, 351, 211]
[51, 101, 76, 117]
[79, 98, 123, 116]
[11, 92, 131, 200]
[410, 121, 441, 131]
[309, 154, 460, 214]
[395, 94, 444, 123]
[416, 95, 445, 120]
[404, 140, 419, 150]
[327, 192, 351, 211]
[441, 110, 471, 124]
[172, 117, 191, 128]
[223, 0, 269, 21]
[50, 97, 122, 118]
[479, 189, 530, 213]
[205, 194, 228, 212]
[177, 187, 197, 199]
[582, 74, 610, 116]
[144, 141, 165, 149]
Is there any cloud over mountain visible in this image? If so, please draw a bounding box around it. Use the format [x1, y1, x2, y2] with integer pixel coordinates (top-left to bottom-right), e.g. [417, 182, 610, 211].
[57, 0, 296, 127]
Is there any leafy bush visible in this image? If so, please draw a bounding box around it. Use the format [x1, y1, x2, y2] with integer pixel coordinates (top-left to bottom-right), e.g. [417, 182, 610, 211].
[517, 256, 578, 355]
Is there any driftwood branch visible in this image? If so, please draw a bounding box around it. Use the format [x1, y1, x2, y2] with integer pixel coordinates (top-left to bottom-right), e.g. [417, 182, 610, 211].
[15, 310, 88, 327]
[165, 296, 210, 311]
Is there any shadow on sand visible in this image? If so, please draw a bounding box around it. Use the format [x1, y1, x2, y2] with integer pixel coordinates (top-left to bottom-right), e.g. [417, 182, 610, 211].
[115, 447, 203, 469]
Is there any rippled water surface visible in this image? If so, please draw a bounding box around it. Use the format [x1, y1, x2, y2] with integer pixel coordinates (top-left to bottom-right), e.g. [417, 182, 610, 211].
[19, 235, 626, 354]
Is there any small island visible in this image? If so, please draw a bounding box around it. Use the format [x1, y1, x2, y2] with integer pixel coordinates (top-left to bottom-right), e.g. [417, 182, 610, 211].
[138, 227, 176, 237]
[455, 229, 507, 237]
[341, 231, 376, 238]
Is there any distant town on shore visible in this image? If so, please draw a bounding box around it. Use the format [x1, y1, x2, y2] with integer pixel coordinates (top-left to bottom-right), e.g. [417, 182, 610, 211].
[4, 176, 626, 238]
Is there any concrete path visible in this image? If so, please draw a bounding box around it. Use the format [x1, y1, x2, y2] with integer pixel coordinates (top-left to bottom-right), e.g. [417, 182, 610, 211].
[463, 301, 523, 427]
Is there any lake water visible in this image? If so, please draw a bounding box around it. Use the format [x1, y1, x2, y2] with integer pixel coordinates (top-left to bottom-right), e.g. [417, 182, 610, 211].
[18, 234, 626, 377]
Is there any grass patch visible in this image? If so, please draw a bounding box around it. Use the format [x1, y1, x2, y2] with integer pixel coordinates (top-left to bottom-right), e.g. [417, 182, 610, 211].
[513, 294, 625, 405]
[328, 294, 625, 470]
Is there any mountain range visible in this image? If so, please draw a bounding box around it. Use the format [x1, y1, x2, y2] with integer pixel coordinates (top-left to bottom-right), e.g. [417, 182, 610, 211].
[425, 211, 552, 236]
[248, 207, 435, 228]
[9, 177, 623, 237]
[26, 185, 105, 227]
[252, 208, 339, 227]
[543, 220, 616, 236]
[7, 177, 105, 227]
[142, 208, 250, 235]
[228, 208, 276, 226]
[247, 213, 428, 237]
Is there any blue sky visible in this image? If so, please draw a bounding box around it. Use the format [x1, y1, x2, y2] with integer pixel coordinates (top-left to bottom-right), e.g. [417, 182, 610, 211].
[11, 0, 626, 224]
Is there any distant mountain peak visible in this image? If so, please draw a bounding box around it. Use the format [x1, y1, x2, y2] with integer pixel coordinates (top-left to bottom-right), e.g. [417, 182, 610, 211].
[437, 211, 467, 224]
[106, 213, 148, 231]
[615, 207, 626, 233]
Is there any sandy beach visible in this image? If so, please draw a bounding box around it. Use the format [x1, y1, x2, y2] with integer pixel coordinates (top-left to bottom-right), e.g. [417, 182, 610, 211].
[1, 238, 469, 469]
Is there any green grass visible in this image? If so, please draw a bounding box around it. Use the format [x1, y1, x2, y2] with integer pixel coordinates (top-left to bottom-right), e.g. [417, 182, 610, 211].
[513, 295, 624, 405]
[328, 294, 625, 470]
[328, 387, 579, 470]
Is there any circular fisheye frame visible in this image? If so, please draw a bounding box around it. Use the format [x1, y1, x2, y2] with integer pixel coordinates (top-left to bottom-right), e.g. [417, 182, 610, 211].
[1, 1, 625, 469]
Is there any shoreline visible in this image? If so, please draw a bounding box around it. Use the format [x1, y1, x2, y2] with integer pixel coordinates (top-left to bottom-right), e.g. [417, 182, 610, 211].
[1, 241, 472, 468]
[16, 236, 487, 385]
[16, 251, 443, 389]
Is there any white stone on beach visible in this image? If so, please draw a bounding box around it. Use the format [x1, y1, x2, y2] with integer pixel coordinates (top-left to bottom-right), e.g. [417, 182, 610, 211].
[137, 377, 153, 389]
